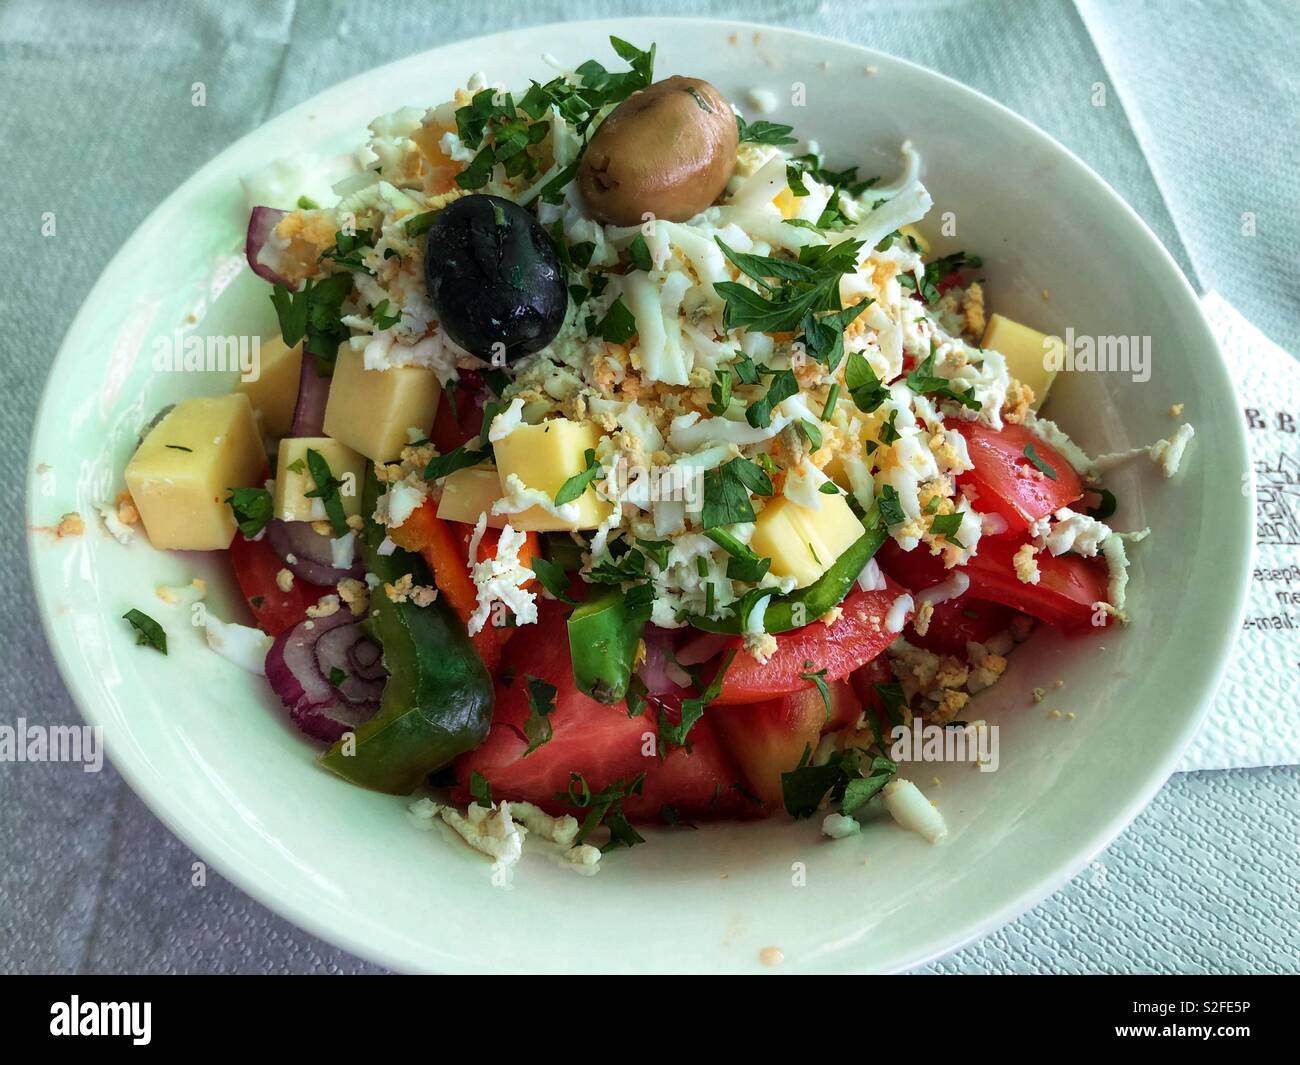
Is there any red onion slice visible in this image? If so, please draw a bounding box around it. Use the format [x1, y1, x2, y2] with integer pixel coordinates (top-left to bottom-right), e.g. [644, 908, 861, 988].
[289, 355, 331, 437]
[314, 623, 386, 705]
[264, 609, 384, 743]
[675, 630, 730, 668]
[265, 519, 362, 585]
[636, 626, 692, 693]
[245, 206, 292, 287]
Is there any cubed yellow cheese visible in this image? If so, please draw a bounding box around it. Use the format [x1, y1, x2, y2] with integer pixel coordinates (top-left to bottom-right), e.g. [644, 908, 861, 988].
[237, 334, 302, 438]
[323, 346, 441, 462]
[125, 393, 266, 551]
[981, 313, 1061, 411]
[273, 437, 366, 523]
[751, 493, 865, 589]
[492, 418, 612, 532]
[436, 465, 506, 528]
[898, 224, 930, 256]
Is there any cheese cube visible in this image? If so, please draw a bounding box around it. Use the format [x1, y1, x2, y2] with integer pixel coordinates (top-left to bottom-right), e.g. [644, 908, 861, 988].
[323, 346, 441, 462]
[492, 418, 612, 532]
[898, 224, 930, 256]
[981, 313, 1061, 411]
[237, 334, 302, 438]
[750, 493, 865, 589]
[125, 393, 266, 551]
[273, 437, 366, 523]
[437, 465, 506, 528]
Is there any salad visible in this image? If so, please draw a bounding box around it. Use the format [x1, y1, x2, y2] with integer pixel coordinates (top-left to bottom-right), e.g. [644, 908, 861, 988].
[119, 38, 1194, 873]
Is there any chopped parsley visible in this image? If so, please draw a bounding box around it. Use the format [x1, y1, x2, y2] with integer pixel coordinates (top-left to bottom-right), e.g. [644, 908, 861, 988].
[559, 772, 647, 852]
[905, 350, 982, 411]
[1023, 442, 1058, 481]
[303, 448, 349, 536]
[469, 770, 492, 808]
[736, 116, 797, 146]
[701, 457, 773, 529]
[745, 367, 797, 428]
[876, 483, 906, 527]
[704, 527, 771, 584]
[554, 448, 600, 506]
[626, 233, 653, 271]
[845, 352, 889, 413]
[224, 486, 273, 538]
[370, 299, 401, 330]
[270, 272, 353, 372]
[780, 745, 896, 819]
[900, 250, 983, 304]
[659, 648, 736, 750]
[122, 609, 167, 655]
[929, 511, 966, 548]
[529, 555, 577, 604]
[707, 367, 733, 416]
[592, 296, 637, 343]
[423, 444, 489, 483]
[521, 675, 559, 755]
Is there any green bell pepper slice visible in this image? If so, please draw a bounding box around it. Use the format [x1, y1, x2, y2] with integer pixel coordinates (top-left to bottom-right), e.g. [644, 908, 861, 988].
[686, 522, 888, 635]
[567, 586, 650, 704]
[319, 469, 493, 793]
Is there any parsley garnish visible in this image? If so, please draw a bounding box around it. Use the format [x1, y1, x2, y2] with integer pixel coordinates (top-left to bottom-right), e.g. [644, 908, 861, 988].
[736, 116, 797, 146]
[270, 272, 353, 372]
[877, 484, 906, 527]
[780, 745, 896, 819]
[704, 527, 771, 583]
[800, 662, 832, 718]
[844, 352, 889, 413]
[522, 675, 559, 755]
[659, 649, 736, 750]
[554, 448, 601, 506]
[529, 555, 577, 604]
[593, 296, 637, 343]
[370, 299, 401, 330]
[328, 666, 347, 687]
[1023, 442, 1058, 481]
[423, 444, 489, 483]
[303, 448, 349, 536]
[707, 367, 733, 416]
[906, 350, 982, 411]
[930, 511, 966, 548]
[902, 250, 983, 304]
[469, 770, 492, 808]
[701, 457, 772, 529]
[559, 772, 647, 853]
[627, 234, 653, 271]
[224, 486, 273, 538]
[745, 367, 797, 428]
[122, 609, 167, 655]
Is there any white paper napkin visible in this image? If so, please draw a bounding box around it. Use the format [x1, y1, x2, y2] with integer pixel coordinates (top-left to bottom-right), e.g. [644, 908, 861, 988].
[1176, 292, 1300, 772]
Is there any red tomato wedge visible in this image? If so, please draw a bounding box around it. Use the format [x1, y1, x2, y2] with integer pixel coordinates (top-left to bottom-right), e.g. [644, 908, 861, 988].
[388, 499, 537, 671]
[429, 371, 488, 454]
[228, 532, 329, 636]
[452, 601, 756, 821]
[908, 597, 1016, 658]
[952, 421, 1084, 535]
[879, 536, 1110, 634]
[713, 580, 911, 705]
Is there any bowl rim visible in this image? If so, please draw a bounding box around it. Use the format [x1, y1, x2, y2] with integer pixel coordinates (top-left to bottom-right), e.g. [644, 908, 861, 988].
[25, 15, 1254, 974]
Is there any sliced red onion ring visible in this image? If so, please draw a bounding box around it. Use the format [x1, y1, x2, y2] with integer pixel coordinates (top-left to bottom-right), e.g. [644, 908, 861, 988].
[245, 206, 292, 287]
[675, 630, 730, 667]
[636, 626, 692, 694]
[289, 355, 331, 437]
[314, 623, 386, 705]
[265, 519, 362, 585]
[347, 638, 385, 680]
[264, 609, 384, 743]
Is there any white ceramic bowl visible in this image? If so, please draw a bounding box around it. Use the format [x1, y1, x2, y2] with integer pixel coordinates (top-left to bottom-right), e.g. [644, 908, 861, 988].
[26, 18, 1252, 973]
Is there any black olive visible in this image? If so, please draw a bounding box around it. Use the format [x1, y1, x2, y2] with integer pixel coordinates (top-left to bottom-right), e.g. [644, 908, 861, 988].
[422, 194, 567, 363]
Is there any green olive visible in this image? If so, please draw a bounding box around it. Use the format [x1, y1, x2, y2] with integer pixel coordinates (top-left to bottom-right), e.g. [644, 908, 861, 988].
[579, 76, 739, 226]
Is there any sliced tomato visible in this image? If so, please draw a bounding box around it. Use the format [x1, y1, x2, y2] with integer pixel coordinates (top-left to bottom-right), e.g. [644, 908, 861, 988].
[713, 580, 910, 705]
[953, 421, 1084, 535]
[430, 370, 488, 454]
[452, 600, 756, 821]
[909, 598, 1016, 658]
[879, 536, 1110, 634]
[711, 679, 859, 805]
[227, 532, 328, 636]
[388, 499, 537, 671]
